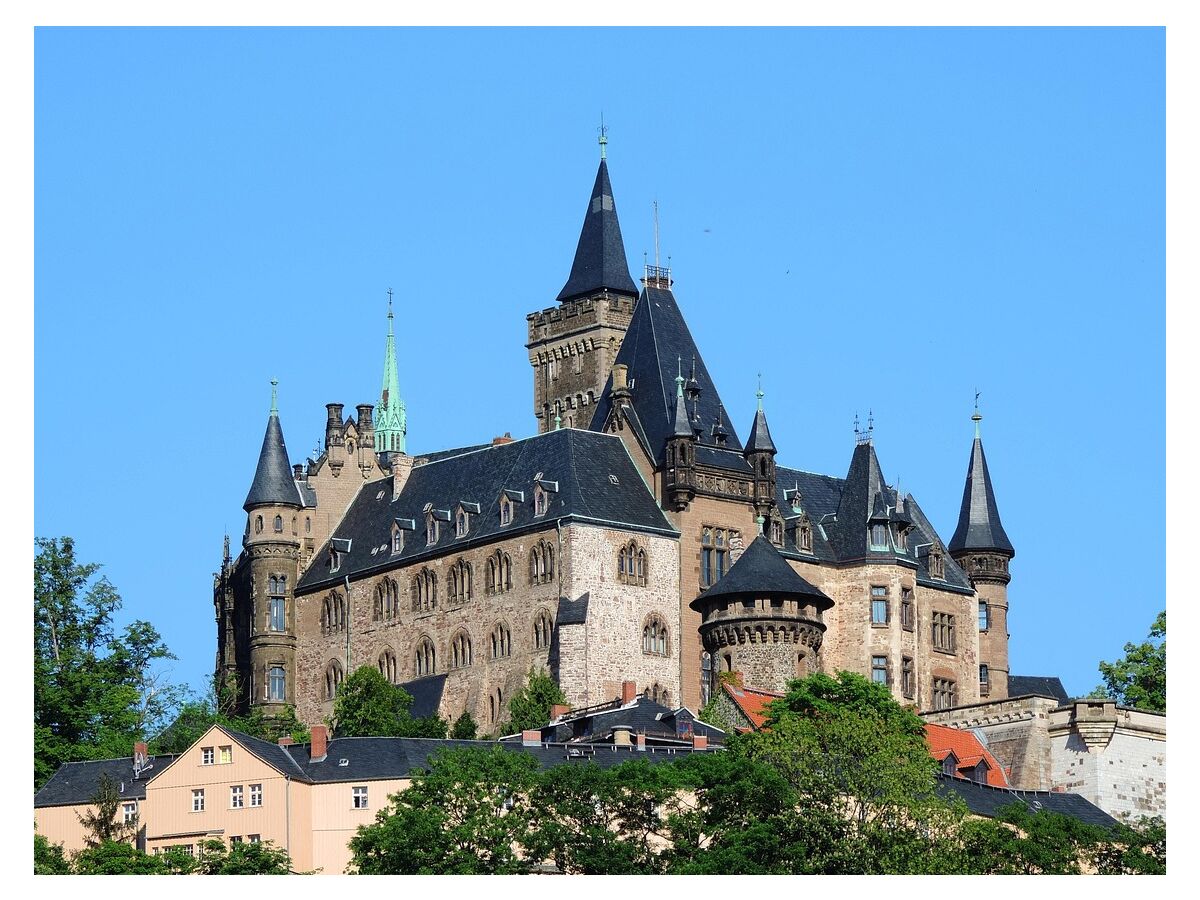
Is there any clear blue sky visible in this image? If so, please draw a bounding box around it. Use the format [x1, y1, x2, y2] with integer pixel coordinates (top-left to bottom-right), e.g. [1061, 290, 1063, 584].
[34, 27, 1164, 704]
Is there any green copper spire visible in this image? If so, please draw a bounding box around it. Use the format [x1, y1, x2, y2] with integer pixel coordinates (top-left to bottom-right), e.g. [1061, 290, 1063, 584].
[376, 289, 408, 454]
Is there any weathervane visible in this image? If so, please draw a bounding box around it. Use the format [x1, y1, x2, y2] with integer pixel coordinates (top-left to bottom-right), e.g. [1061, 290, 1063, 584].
[598, 113, 608, 160]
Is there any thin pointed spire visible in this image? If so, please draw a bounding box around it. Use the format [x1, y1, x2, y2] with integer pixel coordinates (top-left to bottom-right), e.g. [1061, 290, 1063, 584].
[756, 373, 764, 411]
[973, 389, 983, 438]
[244, 382, 300, 511]
[949, 401, 1014, 556]
[377, 289, 407, 454]
[598, 113, 607, 160]
[746, 377, 776, 454]
[556, 140, 637, 303]
[672, 356, 693, 438]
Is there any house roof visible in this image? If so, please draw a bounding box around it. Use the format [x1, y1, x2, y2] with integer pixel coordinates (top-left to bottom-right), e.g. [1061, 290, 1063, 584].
[244, 410, 303, 510]
[297, 428, 677, 592]
[1008, 675, 1070, 703]
[535, 695, 726, 746]
[948, 434, 1014, 556]
[924, 723, 1010, 788]
[589, 285, 742, 465]
[935, 774, 1119, 828]
[399, 673, 446, 719]
[555, 158, 638, 303]
[692, 533, 833, 610]
[35, 755, 178, 808]
[719, 682, 785, 731]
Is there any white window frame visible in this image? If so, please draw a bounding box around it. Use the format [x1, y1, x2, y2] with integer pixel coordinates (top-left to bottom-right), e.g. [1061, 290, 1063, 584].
[249, 783, 263, 807]
[191, 789, 205, 812]
[352, 785, 369, 809]
[230, 785, 244, 809]
[122, 801, 137, 823]
[219, 745, 232, 764]
[201, 746, 214, 765]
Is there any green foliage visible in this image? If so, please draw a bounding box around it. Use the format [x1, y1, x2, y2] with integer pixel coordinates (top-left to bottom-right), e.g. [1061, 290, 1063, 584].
[183, 838, 293, 874]
[331, 665, 445, 737]
[697, 693, 733, 732]
[77, 773, 138, 847]
[72, 841, 165, 874]
[507, 667, 567, 733]
[34, 537, 183, 788]
[1094, 611, 1166, 712]
[955, 802, 1108, 874]
[348, 747, 540, 874]
[1095, 816, 1167, 875]
[449, 711, 478, 740]
[33, 834, 71, 874]
[150, 691, 309, 755]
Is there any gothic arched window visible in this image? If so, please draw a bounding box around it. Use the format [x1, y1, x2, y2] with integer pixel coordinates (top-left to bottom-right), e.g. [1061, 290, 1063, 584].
[451, 631, 472, 669]
[449, 558, 473, 604]
[324, 660, 344, 700]
[619, 541, 648, 586]
[533, 611, 553, 650]
[374, 578, 399, 620]
[491, 623, 512, 659]
[321, 591, 346, 635]
[529, 541, 554, 585]
[486, 551, 511, 595]
[411, 568, 437, 612]
[642, 614, 669, 657]
[378, 649, 398, 683]
[414, 637, 436, 677]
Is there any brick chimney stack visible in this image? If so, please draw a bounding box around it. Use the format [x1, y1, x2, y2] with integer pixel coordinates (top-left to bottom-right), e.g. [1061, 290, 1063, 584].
[692, 734, 708, 750]
[635, 731, 647, 752]
[621, 680, 638, 704]
[310, 724, 328, 760]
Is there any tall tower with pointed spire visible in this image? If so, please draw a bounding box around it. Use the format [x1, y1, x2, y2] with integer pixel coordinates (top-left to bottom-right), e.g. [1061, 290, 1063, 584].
[744, 379, 778, 521]
[948, 402, 1014, 700]
[376, 290, 407, 455]
[237, 380, 301, 713]
[526, 132, 639, 432]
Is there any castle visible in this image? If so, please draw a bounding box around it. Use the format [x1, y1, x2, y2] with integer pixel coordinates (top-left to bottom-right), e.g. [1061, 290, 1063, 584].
[213, 140, 1017, 731]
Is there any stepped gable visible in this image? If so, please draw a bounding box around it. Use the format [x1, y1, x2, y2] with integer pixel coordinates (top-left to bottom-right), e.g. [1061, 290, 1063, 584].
[590, 285, 741, 464]
[693, 533, 832, 611]
[948, 434, 1014, 555]
[297, 428, 677, 592]
[556, 158, 639, 303]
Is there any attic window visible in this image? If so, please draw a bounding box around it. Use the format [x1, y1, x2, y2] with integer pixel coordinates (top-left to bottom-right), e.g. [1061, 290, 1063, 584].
[929, 547, 945, 580]
[942, 752, 958, 776]
[338, 759, 349, 767]
[456, 508, 469, 537]
[798, 519, 813, 553]
[391, 524, 403, 555]
[609, 475, 620, 485]
[500, 496, 512, 525]
[426, 513, 439, 546]
[534, 487, 547, 517]
[769, 518, 783, 546]
[869, 524, 889, 551]
[329, 549, 341, 573]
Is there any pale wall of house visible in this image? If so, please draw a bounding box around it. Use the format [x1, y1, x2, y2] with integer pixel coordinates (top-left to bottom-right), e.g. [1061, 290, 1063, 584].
[310, 778, 409, 875]
[35, 803, 108, 856]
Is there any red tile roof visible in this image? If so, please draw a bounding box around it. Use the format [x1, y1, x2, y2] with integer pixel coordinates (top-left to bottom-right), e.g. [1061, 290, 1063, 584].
[924, 723, 1010, 787]
[721, 682, 786, 731]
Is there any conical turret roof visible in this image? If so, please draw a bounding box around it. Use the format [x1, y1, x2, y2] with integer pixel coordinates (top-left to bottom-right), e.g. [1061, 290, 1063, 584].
[746, 405, 776, 454]
[948, 435, 1014, 556]
[556, 159, 638, 303]
[244, 404, 301, 511]
[690, 534, 833, 611]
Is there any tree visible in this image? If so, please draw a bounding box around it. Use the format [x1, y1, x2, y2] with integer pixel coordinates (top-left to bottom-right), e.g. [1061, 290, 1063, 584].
[450, 711, 478, 740]
[77, 774, 137, 848]
[35, 537, 181, 787]
[71, 841, 165, 875]
[1094, 816, 1166, 875]
[954, 802, 1108, 874]
[150, 691, 310, 755]
[33, 834, 71, 874]
[507, 667, 567, 733]
[191, 838, 293, 874]
[331, 665, 444, 737]
[348, 747, 539, 874]
[1094, 611, 1165, 712]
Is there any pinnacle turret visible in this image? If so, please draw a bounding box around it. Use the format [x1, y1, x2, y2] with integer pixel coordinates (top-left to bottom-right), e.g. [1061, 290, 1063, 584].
[376, 290, 407, 454]
[244, 380, 301, 511]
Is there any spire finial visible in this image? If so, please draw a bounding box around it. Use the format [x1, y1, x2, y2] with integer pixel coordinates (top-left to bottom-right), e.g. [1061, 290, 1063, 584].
[270, 378, 278, 415]
[972, 389, 983, 438]
[756, 514, 765, 533]
[756, 373, 764, 411]
[598, 113, 607, 160]
[554, 410, 563, 430]
[676, 356, 684, 398]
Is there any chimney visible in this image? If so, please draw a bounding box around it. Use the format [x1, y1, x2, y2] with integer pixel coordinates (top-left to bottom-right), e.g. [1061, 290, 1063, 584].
[356, 404, 375, 449]
[310, 724, 328, 760]
[635, 731, 647, 752]
[325, 403, 345, 448]
[550, 704, 570, 721]
[621, 680, 638, 705]
[277, 736, 294, 747]
[692, 734, 708, 750]
[612, 364, 630, 399]
[612, 725, 633, 746]
[492, 432, 514, 446]
[292, 463, 304, 480]
[521, 729, 542, 747]
[391, 453, 414, 500]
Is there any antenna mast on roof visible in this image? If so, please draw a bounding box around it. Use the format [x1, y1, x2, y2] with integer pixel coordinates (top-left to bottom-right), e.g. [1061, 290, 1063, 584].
[654, 200, 660, 268]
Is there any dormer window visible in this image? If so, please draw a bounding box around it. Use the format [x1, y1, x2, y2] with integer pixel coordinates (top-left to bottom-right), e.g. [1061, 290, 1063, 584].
[942, 752, 958, 777]
[798, 518, 813, 553]
[929, 546, 945, 580]
[534, 487, 547, 517]
[500, 496, 512, 525]
[329, 549, 340, 573]
[391, 524, 403, 555]
[425, 513, 439, 547]
[769, 518, 784, 547]
[456, 509, 468, 537]
[869, 524, 889, 550]
[894, 525, 909, 554]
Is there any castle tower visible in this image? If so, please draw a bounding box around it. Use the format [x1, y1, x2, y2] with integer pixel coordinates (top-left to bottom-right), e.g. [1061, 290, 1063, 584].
[744, 382, 778, 521]
[948, 405, 1014, 700]
[690, 534, 833, 694]
[375, 291, 407, 455]
[527, 134, 639, 432]
[242, 380, 302, 712]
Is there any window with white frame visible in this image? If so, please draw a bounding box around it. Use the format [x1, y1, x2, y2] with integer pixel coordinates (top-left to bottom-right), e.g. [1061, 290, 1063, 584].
[122, 802, 137, 824]
[352, 786, 369, 809]
[978, 600, 990, 631]
[249, 784, 262, 807]
[248, 834, 261, 844]
[201, 746, 214, 766]
[219, 745, 232, 764]
[191, 789, 205, 812]
[230, 785, 244, 808]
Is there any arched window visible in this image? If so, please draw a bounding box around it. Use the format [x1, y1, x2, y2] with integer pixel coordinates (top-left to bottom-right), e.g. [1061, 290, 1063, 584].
[451, 631, 472, 669]
[321, 592, 346, 635]
[500, 497, 512, 525]
[374, 578, 399, 620]
[770, 518, 783, 546]
[643, 614, 669, 657]
[798, 518, 813, 553]
[305, 516, 312, 534]
[254, 515, 263, 534]
[268, 575, 286, 632]
[411, 568, 437, 612]
[648, 682, 668, 705]
[324, 660, 344, 700]
[529, 541, 554, 585]
[291, 516, 297, 536]
[491, 622, 512, 659]
[534, 488, 547, 517]
[426, 513, 439, 547]
[449, 558, 473, 604]
[486, 551, 511, 595]
[618, 541, 648, 586]
[391, 524, 404, 555]
[414, 637, 436, 677]
[533, 610, 553, 650]
[456, 509, 468, 538]
[273, 515, 283, 533]
[378, 649, 398, 683]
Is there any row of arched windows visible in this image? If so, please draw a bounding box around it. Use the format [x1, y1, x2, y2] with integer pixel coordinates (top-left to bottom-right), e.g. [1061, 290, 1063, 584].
[373, 578, 399, 620]
[618, 541, 647, 586]
[411, 568, 436, 612]
[449, 559, 473, 603]
[321, 592, 346, 634]
[485, 550, 513, 595]
[642, 615, 669, 657]
[529, 540, 554, 585]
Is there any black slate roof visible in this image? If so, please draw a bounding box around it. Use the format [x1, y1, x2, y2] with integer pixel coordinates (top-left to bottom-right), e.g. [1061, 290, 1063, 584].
[297, 428, 677, 592]
[556, 159, 638, 303]
[745, 406, 777, 454]
[35, 755, 177, 807]
[948, 436, 1015, 556]
[1008, 675, 1070, 704]
[399, 673, 447, 719]
[935, 773, 1119, 828]
[772, 464, 974, 593]
[590, 286, 741, 465]
[692, 534, 832, 611]
[244, 412, 303, 510]
[556, 592, 590, 625]
[534, 696, 726, 746]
